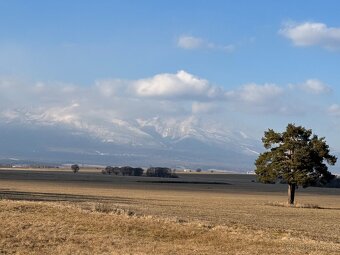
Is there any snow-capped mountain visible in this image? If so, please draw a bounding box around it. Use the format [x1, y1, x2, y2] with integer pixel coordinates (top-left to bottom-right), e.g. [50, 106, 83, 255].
[137, 116, 260, 155]
[0, 109, 262, 171]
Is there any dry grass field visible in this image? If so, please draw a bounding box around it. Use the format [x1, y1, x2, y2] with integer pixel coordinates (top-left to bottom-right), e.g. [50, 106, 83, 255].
[0, 168, 340, 254]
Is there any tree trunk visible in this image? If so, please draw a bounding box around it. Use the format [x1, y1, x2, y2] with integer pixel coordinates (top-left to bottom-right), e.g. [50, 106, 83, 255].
[288, 183, 296, 205]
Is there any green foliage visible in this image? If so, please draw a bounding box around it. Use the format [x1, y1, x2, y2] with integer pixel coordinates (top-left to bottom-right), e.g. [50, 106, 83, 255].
[255, 123, 336, 188]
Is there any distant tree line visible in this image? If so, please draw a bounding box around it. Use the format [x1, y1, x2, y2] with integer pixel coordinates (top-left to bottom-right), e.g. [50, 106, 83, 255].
[146, 167, 178, 178]
[313, 176, 340, 188]
[102, 166, 144, 176]
[0, 164, 59, 169]
[0, 164, 13, 168]
[102, 166, 178, 178]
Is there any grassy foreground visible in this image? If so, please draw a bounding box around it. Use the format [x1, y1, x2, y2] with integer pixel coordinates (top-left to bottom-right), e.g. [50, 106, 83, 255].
[0, 170, 340, 254]
[0, 200, 340, 255]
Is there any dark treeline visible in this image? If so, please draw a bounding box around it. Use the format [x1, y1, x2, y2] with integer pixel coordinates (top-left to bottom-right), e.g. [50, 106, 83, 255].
[102, 166, 144, 176]
[146, 167, 177, 178]
[314, 176, 340, 188]
[102, 166, 178, 178]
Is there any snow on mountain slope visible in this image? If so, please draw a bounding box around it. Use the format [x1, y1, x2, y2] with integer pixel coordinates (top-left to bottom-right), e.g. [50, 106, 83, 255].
[1, 109, 159, 147]
[0, 109, 261, 170]
[137, 116, 261, 154]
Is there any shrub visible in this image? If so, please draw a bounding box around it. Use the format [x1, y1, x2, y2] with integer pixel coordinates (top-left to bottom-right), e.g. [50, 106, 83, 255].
[71, 164, 79, 173]
[103, 166, 113, 175]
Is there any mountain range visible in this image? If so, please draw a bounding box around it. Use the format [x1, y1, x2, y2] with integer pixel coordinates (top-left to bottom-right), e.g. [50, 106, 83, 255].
[0, 109, 262, 171]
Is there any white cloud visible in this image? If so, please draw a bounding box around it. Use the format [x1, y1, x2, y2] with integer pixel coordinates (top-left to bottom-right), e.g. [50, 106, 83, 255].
[177, 36, 204, 49]
[0, 72, 334, 143]
[177, 35, 234, 52]
[288, 79, 331, 95]
[223, 83, 288, 114]
[328, 104, 340, 116]
[300, 79, 331, 94]
[132, 70, 223, 100]
[95, 79, 126, 97]
[191, 102, 217, 114]
[227, 83, 284, 104]
[280, 21, 340, 50]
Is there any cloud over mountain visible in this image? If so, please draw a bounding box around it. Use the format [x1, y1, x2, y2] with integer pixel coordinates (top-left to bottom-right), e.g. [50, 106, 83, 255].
[132, 70, 224, 100]
[0, 71, 333, 132]
[0, 70, 337, 169]
[227, 83, 284, 104]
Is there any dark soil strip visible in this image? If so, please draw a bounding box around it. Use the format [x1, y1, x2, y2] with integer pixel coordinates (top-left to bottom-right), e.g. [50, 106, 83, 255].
[0, 190, 137, 203]
[136, 180, 231, 185]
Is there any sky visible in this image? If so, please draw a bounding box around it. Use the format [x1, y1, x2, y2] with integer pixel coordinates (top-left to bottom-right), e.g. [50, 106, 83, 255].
[1, 0, 340, 152]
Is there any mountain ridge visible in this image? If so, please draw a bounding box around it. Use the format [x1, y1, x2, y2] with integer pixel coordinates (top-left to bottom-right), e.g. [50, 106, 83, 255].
[0, 110, 262, 171]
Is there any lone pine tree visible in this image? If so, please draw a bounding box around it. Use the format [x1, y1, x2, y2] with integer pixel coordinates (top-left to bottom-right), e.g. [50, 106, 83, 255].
[255, 123, 336, 205]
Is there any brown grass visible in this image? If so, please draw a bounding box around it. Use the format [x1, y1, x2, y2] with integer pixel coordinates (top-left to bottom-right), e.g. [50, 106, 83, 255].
[1, 200, 340, 255]
[265, 201, 322, 209]
[92, 202, 135, 215]
[0, 169, 340, 254]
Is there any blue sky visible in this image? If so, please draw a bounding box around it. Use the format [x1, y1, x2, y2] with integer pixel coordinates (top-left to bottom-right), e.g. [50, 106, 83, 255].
[1, 0, 339, 85]
[1, 1, 340, 152]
